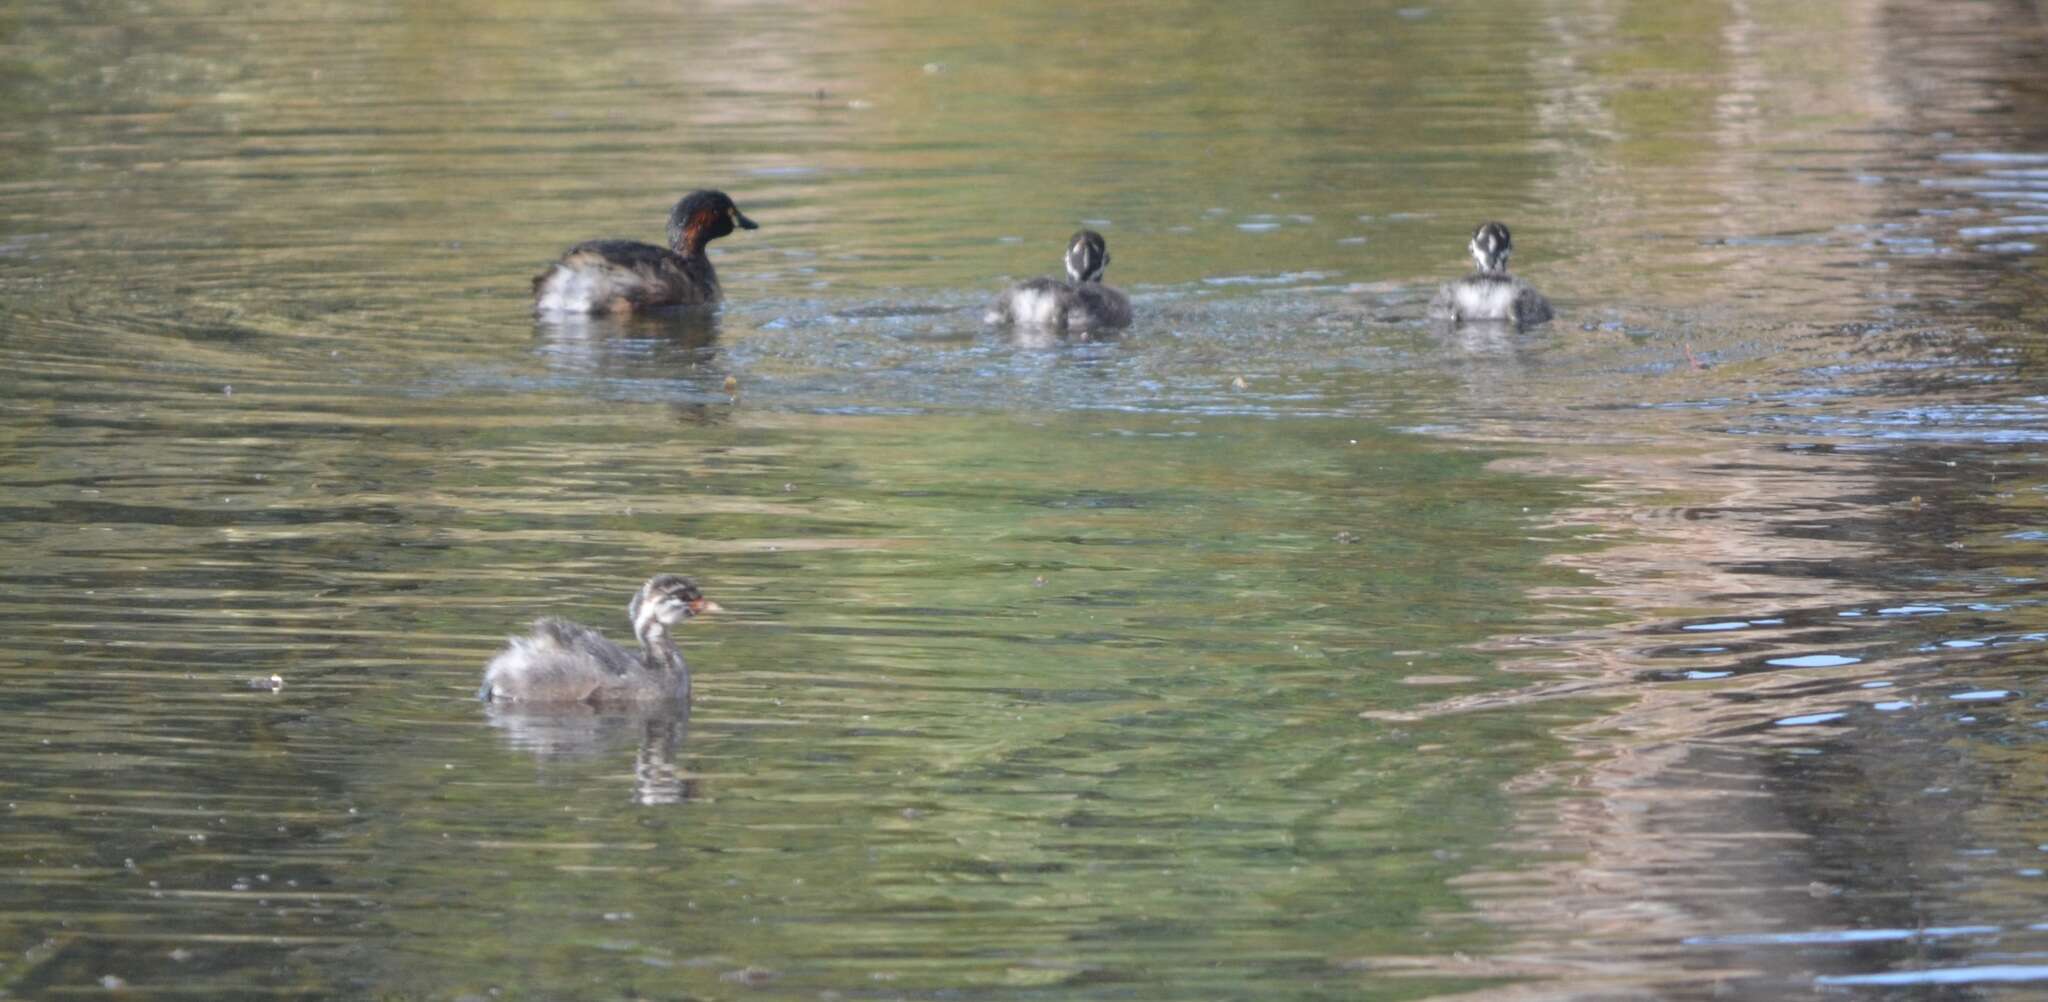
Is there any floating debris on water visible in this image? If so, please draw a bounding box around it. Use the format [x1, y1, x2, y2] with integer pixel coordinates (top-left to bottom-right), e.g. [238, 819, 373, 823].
[720, 966, 779, 986]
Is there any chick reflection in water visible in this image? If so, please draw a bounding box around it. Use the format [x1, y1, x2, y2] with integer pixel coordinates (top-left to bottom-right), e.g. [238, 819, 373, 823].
[484, 708, 697, 806]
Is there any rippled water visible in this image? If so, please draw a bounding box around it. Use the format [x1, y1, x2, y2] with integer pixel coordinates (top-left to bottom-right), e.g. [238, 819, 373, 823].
[5, 0, 2048, 999]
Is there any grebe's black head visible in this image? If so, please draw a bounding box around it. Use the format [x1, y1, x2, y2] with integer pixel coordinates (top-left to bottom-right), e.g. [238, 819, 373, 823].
[629, 573, 721, 635]
[1064, 229, 1110, 284]
[1469, 221, 1512, 275]
[666, 190, 759, 252]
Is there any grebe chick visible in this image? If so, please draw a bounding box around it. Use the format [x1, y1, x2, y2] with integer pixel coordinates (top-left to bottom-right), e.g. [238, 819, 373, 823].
[533, 190, 758, 314]
[985, 230, 1133, 331]
[478, 574, 721, 705]
[1427, 221, 1553, 326]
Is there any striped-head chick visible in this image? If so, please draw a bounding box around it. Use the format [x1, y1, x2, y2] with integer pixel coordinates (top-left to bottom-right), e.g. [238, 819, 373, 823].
[1064, 229, 1111, 284]
[1468, 221, 1512, 275]
[629, 573, 720, 640]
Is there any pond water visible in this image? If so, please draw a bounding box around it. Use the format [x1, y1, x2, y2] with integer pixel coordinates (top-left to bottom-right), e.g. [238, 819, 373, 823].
[4, 0, 2048, 998]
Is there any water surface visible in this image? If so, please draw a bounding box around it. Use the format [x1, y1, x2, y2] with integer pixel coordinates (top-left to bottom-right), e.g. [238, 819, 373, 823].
[4, 0, 2048, 999]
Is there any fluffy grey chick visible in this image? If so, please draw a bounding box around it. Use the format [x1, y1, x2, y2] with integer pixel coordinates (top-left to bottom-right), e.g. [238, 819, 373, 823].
[1427, 221, 1553, 326]
[478, 574, 720, 705]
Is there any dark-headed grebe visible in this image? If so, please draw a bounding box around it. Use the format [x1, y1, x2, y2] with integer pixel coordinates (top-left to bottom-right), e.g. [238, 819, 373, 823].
[1427, 221, 1553, 326]
[533, 191, 758, 314]
[985, 230, 1133, 331]
[478, 574, 721, 705]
